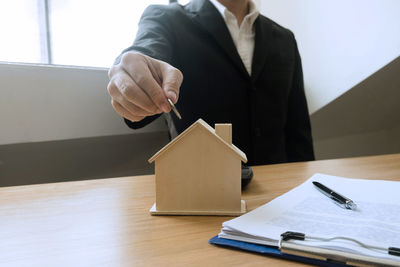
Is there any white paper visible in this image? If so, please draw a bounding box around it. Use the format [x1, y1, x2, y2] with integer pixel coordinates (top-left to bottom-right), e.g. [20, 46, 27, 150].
[219, 173, 400, 262]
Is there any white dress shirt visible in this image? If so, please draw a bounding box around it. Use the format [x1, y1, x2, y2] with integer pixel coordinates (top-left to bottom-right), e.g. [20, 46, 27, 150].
[208, 0, 259, 75]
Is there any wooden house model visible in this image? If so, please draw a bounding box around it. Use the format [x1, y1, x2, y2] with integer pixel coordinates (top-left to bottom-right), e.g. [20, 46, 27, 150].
[149, 118, 247, 215]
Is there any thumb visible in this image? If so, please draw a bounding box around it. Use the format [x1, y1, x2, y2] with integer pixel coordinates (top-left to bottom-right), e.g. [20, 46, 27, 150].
[159, 63, 183, 103]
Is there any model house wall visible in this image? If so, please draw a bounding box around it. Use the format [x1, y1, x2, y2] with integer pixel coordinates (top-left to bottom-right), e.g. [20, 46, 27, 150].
[149, 120, 246, 215]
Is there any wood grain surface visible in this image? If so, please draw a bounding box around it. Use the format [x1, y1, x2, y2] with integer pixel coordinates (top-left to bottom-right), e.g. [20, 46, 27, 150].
[1, 153, 399, 267]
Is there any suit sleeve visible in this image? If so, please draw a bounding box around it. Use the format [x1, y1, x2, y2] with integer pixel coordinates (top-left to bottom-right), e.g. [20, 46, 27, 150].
[284, 35, 315, 162]
[114, 5, 176, 130]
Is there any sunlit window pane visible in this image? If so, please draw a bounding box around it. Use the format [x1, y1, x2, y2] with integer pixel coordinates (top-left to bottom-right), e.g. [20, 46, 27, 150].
[0, 1, 42, 63]
[50, 0, 168, 68]
[177, 0, 190, 5]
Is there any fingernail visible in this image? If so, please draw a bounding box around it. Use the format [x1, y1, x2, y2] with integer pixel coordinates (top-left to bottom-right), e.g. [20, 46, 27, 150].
[167, 91, 177, 102]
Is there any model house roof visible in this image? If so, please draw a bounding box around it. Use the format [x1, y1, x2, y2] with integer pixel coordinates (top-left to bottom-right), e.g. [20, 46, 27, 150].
[148, 119, 247, 163]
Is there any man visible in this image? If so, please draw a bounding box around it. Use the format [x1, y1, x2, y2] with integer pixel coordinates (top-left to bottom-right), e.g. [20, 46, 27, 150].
[107, 0, 314, 166]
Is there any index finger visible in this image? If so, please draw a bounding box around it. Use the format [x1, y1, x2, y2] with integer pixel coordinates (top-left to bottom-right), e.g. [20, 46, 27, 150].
[121, 54, 171, 113]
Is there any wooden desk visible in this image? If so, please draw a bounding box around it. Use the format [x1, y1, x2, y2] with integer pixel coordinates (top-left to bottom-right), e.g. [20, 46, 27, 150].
[1, 154, 400, 266]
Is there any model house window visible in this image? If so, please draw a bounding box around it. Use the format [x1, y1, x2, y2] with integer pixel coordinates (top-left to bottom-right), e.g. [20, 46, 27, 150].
[0, 0, 189, 68]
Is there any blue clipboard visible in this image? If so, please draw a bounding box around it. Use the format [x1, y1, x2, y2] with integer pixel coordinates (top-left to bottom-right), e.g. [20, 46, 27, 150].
[209, 236, 351, 267]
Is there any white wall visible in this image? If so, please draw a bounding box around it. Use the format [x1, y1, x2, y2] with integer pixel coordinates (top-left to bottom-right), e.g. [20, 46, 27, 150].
[259, 0, 400, 113]
[0, 63, 165, 145]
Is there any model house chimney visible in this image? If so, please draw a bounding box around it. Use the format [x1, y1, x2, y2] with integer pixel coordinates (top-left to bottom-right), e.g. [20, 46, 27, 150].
[215, 123, 232, 145]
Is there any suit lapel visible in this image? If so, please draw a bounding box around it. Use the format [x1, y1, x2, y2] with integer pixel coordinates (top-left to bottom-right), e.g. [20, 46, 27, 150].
[187, 0, 249, 78]
[251, 16, 272, 83]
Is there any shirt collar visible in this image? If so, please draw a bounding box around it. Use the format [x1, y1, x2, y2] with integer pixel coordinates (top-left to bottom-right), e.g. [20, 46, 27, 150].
[208, 0, 259, 27]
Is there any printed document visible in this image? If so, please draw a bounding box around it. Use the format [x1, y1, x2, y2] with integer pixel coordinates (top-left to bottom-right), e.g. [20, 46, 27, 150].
[219, 173, 400, 263]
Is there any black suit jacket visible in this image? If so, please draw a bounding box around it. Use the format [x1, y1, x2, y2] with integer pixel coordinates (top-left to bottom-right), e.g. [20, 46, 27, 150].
[118, 0, 315, 165]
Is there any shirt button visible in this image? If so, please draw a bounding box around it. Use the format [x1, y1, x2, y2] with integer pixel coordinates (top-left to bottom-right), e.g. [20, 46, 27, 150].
[254, 127, 261, 137]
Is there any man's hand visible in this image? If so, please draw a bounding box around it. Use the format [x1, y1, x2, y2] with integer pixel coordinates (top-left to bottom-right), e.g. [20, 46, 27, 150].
[107, 52, 183, 122]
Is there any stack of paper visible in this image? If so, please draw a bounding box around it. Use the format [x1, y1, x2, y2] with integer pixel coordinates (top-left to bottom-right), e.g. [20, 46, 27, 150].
[218, 174, 400, 265]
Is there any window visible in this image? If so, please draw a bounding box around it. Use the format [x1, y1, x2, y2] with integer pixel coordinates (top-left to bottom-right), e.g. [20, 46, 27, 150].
[0, 0, 189, 68]
[50, 0, 167, 67]
[0, 1, 43, 64]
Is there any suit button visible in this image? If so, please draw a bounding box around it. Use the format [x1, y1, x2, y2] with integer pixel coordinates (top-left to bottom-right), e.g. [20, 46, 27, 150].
[254, 127, 261, 137]
[252, 86, 257, 91]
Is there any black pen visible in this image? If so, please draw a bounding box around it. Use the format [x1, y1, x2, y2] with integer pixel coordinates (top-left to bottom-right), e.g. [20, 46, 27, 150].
[312, 181, 357, 210]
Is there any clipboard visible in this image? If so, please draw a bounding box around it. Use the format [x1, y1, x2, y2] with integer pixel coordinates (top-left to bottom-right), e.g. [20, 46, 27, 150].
[279, 231, 400, 266]
[210, 232, 400, 267]
[209, 235, 349, 267]
[212, 174, 400, 266]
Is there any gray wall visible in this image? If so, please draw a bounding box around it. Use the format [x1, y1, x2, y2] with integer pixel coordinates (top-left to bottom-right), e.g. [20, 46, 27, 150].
[311, 56, 400, 159]
[259, 0, 400, 159]
[0, 63, 169, 186]
[0, 132, 169, 187]
[0, 63, 166, 145]
[2, 57, 400, 186]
